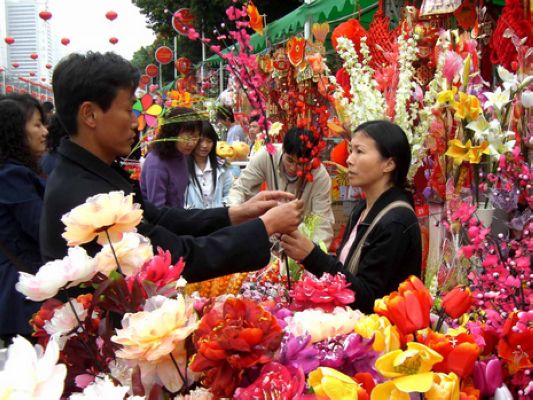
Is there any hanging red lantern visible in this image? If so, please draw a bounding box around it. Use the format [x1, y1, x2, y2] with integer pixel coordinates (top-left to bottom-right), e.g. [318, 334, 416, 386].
[145, 64, 158, 77]
[38, 10, 52, 21]
[175, 57, 192, 75]
[4, 37, 15, 45]
[105, 10, 118, 21]
[30, 53, 38, 60]
[109, 37, 119, 45]
[172, 8, 195, 35]
[12, 63, 19, 68]
[155, 46, 173, 65]
[139, 74, 151, 86]
[61, 38, 70, 46]
[45, 63, 53, 69]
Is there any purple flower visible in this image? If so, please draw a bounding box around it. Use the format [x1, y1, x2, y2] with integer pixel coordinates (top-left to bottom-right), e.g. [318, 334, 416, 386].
[473, 358, 503, 397]
[277, 334, 319, 374]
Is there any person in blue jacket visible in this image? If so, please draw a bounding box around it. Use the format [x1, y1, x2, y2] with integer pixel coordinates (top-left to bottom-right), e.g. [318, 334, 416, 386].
[185, 121, 233, 209]
[0, 94, 48, 344]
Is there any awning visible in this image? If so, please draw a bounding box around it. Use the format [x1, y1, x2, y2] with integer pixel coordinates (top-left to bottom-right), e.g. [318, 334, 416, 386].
[202, 0, 378, 66]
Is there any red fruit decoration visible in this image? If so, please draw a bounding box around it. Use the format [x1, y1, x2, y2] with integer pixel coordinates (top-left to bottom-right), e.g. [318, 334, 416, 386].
[105, 10, 118, 21]
[12, 63, 20, 68]
[45, 63, 53, 69]
[30, 53, 38, 60]
[109, 37, 119, 45]
[61, 38, 70, 46]
[4, 36, 15, 45]
[172, 8, 195, 35]
[29, 72, 36, 77]
[41, 77, 46, 82]
[38, 10, 52, 21]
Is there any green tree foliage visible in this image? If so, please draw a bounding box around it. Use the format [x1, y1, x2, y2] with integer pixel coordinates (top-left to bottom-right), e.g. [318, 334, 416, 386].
[131, 0, 300, 77]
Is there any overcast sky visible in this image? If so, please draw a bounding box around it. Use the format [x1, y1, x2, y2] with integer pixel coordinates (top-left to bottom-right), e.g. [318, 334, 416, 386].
[48, 0, 155, 60]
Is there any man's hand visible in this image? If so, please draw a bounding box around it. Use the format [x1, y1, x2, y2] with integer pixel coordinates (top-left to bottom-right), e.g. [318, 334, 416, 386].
[280, 230, 315, 262]
[228, 190, 296, 225]
[259, 199, 304, 236]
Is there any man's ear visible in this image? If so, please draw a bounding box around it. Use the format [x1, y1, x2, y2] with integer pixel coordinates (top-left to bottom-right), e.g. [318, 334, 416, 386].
[383, 158, 396, 174]
[78, 101, 98, 129]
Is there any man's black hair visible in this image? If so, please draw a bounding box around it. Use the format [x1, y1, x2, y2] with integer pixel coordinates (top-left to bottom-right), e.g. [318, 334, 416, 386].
[282, 127, 318, 159]
[52, 52, 140, 135]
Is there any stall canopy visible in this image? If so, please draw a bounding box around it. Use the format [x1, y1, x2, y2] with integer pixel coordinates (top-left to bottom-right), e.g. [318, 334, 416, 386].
[202, 0, 378, 66]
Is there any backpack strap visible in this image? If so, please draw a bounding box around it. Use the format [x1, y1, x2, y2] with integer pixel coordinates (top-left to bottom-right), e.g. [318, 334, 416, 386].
[346, 201, 414, 275]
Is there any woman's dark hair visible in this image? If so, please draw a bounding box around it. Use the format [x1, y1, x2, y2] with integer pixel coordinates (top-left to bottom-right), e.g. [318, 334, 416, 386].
[354, 120, 411, 188]
[0, 94, 45, 173]
[283, 127, 318, 159]
[45, 114, 68, 152]
[215, 105, 235, 123]
[188, 121, 219, 192]
[52, 52, 140, 136]
[152, 107, 202, 160]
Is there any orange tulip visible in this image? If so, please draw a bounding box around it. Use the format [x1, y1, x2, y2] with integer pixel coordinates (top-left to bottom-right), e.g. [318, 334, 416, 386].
[378, 290, 431, 337]
[246, 2, 263, 35]
[442, 286, 473, 319]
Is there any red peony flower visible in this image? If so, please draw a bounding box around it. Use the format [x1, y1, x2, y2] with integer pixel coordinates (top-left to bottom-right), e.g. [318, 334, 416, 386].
[189, 297, 283, 398]
[30, 298, 63, 347]
[289, 272, 355, 312]
[233, 362, 305, 400]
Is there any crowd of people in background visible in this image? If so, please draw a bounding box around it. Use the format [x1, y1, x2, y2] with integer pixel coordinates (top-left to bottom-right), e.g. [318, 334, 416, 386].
[0, 51, 421, 345]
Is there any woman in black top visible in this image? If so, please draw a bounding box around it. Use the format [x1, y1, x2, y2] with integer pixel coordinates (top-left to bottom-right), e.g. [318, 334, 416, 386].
[281, 120, 422, 313]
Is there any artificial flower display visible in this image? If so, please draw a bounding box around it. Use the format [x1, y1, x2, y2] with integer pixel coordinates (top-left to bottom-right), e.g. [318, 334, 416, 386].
[61, 191, 143, 246]
[94, 232, 153, 276]
[308, 367, 361, 400]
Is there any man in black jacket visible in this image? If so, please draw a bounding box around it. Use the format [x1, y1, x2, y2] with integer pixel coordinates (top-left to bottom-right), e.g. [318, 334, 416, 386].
[40, 52, 303, 283]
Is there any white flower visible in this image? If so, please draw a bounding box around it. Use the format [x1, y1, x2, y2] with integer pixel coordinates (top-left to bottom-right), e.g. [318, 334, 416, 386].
[95, 232, 153, 277]
[0, 336, 66, 399]
[483, 87, 511, 111]
[268, 121, 283, 136]
[16, 247, 97, 301]
[285, 306, 362, 343]
[69, 375, 145, 400]
[43, 299, 88, 349]
[467, 116, 515, 156]
[494, 384, 514, 400]
[497, 66, 519, 90]
[521, 90, 533, 108]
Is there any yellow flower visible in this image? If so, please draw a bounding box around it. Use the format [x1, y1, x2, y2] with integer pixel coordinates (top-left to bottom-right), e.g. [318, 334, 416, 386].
[453, 92, 481, 121]
[425, 373, 460, 400]
[112, 295, 198, 361]
[354, 314, 401, 353]
[436, 87, 457, 106]
[371, 342, 443, 399]
[445, 139, 490, 165]
[61, 191, 143, 246]
[308, 367, 358, 400]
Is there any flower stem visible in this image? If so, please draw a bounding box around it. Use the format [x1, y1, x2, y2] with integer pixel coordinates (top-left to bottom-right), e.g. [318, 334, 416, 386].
[66, 289, 86, 334]
[170, 352, 188, 391]
[104, 229, 122, 272]
[435, 307, 446, 333]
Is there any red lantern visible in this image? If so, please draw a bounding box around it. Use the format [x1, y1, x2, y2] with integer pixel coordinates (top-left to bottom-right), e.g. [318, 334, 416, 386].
[4, 37, 14, 45]
[109, 37, 119, 45]
[12, 63, 20, 68]
[105, 10, 118, 21]
[61, 38, 70, 46]
[30, 53, 38, 60]
[155, 46, 173, 65]
[175, 57, 192, 75]
[29, 72, 36, 77]
[172, 8, 195, 35]
[139, 74, 151, 86]
[45, 63, 53, 69]
[38, 10, 52, 21]
[145, 64, 158, 78]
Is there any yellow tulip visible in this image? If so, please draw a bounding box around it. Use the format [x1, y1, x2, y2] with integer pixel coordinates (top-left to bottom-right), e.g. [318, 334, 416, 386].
[436, 87, 457, 105]
[354, 314, 401, 353]
[425, 373, 460, 400]
[445, 139, 490, 165]
[308, 367, 358, 400]
[371, 342, 444, 399]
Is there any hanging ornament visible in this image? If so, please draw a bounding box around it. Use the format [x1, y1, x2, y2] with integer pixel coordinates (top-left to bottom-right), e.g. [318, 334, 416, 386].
[155, 46, 173, 65]
[4, 37, 15, 45]
[145, 64, 158, 78]
[61, 38, 70, 46]
[45, 63, 53, 69]
[38, 10, 52, 21]
[105, 10, 118, 21]
[109, 37, 119, 45]
[29, 72, 36, 77]
[175, 57, 192, 75]
[12, 63, 20, 68]
[30, 53, 38, 60]
[172, 8, 195, 35]
[286, 37, 306, 67]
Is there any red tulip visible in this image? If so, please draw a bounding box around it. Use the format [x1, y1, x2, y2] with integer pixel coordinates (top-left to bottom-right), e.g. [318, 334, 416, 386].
[4, 36, 14, 45]
[442, 286, 473, 319]
[38, 10, 52, 21]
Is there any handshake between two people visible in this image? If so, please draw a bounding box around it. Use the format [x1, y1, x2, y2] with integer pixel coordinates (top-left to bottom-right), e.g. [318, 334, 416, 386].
[228, 190, 304, 236]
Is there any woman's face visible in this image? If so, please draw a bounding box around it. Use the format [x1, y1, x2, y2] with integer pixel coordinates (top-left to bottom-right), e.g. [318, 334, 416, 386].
[175, 129, 200, 155]
[347, 131, 393, 190]
[194, 136, 214, 159]
[25, 108, 48, 157]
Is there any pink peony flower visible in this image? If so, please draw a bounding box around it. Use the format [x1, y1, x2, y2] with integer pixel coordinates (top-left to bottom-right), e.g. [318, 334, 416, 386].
[289, 273, 355, 312]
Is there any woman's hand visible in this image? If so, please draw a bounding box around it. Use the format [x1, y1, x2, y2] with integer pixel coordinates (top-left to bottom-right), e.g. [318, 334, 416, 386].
[280, 230, 315, 262]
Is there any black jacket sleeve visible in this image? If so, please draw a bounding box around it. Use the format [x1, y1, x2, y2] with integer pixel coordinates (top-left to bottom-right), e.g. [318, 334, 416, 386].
[303, 221, 410, 314]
